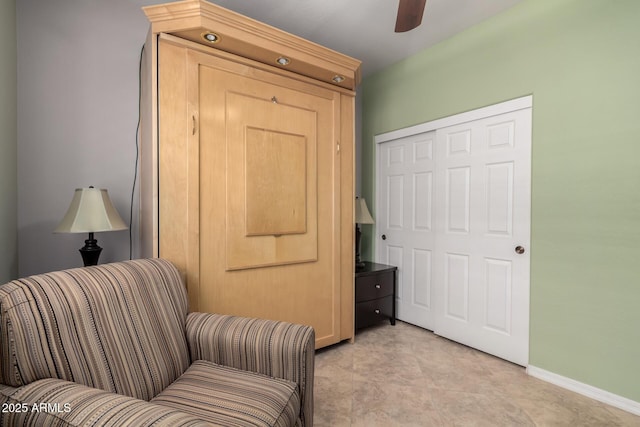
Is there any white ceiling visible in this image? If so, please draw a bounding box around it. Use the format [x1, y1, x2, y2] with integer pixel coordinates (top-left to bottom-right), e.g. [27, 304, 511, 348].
[205, 0, 525, 77]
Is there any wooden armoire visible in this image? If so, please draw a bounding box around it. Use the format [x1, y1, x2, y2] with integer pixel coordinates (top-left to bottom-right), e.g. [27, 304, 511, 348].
[140, 0, 361, 348]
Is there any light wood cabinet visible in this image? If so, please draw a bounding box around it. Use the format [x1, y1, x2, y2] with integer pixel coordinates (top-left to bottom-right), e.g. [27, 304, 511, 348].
[140, 0, 360, 348]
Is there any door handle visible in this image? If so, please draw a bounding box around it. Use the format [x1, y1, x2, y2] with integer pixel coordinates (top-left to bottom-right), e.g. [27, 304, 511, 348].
[515, 246, 525, 254]
[381, 234, 387, 240]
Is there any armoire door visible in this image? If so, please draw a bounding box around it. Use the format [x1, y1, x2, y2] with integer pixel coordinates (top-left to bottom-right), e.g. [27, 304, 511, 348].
[158, 39, 346, 348]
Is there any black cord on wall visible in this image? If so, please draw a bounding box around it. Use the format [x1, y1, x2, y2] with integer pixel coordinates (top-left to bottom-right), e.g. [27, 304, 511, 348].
[130, 44, 145, 260]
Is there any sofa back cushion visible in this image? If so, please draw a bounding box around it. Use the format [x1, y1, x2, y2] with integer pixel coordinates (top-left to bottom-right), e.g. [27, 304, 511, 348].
[0, 258, 190, 401]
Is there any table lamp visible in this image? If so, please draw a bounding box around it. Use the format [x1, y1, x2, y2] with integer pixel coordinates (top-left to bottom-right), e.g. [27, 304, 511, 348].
[54, 187, 128, 266]
[355, 197, 375, 269]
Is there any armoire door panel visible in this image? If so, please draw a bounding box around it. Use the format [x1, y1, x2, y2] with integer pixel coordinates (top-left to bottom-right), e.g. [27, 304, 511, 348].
[244, 127, 308, 237]
[223, 89, 319, 270]
[195, 52, 342, 347]
[158, 41, 194, 285]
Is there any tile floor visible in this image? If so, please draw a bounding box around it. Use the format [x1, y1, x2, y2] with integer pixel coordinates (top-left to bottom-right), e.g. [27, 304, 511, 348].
[314, 321, 640, 426]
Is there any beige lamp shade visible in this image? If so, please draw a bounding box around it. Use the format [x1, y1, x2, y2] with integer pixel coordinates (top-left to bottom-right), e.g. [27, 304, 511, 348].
[54, 187, 127, 233]
[355, 197, 375, 224]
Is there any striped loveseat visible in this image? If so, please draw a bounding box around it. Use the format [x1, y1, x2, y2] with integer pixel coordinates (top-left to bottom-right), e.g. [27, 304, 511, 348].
[0, 258, 314, 426]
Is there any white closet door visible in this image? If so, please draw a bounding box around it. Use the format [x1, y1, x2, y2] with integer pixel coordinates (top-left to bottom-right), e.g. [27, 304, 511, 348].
[376, 99, 532, 366]
[433, 107, 531, 366]
[377, 131, 436, 330]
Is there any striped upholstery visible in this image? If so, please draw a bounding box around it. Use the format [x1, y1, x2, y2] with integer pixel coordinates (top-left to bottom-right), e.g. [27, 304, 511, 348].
[152, 360, 299, 427]
[1, 378, 206, 426]
[0, 259, 314, 426]
[0, 259, 190, 400]
[186, 313, 314, 427]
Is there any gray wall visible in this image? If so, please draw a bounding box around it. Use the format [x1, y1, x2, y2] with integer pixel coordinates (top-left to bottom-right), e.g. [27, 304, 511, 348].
[17, 0, 164, 276]
[0, 0, 17, 283]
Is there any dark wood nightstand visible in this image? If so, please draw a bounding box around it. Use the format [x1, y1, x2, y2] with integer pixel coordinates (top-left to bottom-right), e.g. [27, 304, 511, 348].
[355, 261, 397, 331]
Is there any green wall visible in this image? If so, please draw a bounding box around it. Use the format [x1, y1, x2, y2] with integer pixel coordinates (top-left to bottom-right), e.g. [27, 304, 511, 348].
[361, 0, 640, 402]
[0, 0, 17, 283]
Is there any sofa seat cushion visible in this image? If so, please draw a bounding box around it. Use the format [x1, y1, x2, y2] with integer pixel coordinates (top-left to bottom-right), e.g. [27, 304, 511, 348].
[151, 360, 299, 427]
[1, 378, 207, 427]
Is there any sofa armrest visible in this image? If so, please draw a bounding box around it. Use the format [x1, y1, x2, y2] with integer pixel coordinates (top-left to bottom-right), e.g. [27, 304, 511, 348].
[186, 312, 315, 427]
[0, 379, 203, 426]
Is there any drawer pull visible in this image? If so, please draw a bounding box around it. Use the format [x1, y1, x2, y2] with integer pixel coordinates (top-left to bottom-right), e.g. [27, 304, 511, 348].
[374, 309, 380, 314]
[375, 284, 381, 289]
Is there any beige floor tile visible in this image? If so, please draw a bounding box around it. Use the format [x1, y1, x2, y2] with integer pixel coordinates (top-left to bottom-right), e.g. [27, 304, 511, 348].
[313, 321, 640, 426]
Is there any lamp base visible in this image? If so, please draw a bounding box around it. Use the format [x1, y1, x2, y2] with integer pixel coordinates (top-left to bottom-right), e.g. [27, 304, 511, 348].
[79, 232, 102, 266]
[355, 224, 365, 270]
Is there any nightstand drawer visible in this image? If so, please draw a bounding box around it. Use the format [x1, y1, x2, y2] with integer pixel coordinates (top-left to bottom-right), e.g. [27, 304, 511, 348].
[355, 271, 394, 302]
[355, 296, 394, 330]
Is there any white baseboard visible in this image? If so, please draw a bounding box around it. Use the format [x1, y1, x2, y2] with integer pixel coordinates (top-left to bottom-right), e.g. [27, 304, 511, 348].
[527, 365, 640, 416]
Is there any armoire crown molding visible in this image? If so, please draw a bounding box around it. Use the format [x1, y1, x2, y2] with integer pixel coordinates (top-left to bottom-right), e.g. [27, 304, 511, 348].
[143, 0, 362, 90]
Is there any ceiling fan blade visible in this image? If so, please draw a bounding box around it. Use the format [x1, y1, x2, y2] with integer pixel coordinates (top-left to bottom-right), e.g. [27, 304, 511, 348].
[395, 0, 427, 33]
